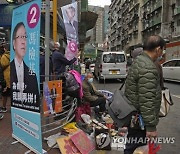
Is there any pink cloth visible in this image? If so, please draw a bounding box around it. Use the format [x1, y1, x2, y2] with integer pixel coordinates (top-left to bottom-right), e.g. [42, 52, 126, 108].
[75, 103, 91, 122]
[69, 70, 83, 99]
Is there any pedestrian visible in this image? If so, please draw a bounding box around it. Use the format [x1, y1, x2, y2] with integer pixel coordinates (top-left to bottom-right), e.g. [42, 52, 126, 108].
[154, 49, 166, 89]
[82, 72, 107, 115]
[50, 41, 77, 75]
[0, 41, 10, 113]
[124, 35, 166, 154]
[131, 47, 143, 59]
[40, 46, 45, 92]
[132, 46, 165, 89]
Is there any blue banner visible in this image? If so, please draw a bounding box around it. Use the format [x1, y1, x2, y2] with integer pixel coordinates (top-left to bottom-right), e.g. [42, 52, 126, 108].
[10, 0, 41, 113]
[10, 0, 42, 153]
[11, 107, 42, 153]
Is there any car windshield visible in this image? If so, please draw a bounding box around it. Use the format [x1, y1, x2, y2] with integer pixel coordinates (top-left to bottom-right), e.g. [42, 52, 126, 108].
[163, 60, 178, 67]
[103, 54, 125, 63]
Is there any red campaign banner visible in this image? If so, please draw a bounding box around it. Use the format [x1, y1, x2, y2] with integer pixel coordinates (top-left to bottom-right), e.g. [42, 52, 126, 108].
[57, 136, 81, 154]
[70, 130, 95, 154]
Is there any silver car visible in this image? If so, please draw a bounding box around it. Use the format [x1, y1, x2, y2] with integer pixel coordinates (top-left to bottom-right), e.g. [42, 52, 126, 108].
[162, 59, 180, 82]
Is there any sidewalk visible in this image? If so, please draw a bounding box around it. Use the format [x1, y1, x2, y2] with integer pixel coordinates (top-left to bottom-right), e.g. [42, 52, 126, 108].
[0, 100, 30, 154]
[0, 99, 123, 154]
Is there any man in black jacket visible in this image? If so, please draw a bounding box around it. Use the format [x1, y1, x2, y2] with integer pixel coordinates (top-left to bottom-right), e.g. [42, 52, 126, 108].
[50, 41, 77, 75]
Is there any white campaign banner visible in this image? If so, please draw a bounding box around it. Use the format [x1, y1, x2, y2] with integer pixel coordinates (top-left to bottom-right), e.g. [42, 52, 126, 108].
[61, 2, 79, 61]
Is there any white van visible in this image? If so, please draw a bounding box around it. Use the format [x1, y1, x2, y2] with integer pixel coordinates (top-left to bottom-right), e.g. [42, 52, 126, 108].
[94, 50, 127, 83]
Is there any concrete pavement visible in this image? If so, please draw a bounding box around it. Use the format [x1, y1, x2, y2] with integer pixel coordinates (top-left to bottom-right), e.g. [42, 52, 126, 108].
[1, 80, 179, 154]
[94, 79, 180, 154]
[0, 99, 123, 154]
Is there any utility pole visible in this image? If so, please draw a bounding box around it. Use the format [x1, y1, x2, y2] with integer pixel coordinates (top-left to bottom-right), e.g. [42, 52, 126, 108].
[53, 0, 57, 42]
[45, 0, 50, 81]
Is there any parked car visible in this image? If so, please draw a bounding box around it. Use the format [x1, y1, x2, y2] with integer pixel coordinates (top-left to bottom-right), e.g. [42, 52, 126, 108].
[94, 50, 127, 83]
[89, 63, 95, 73]
[162, 59, 180, 82]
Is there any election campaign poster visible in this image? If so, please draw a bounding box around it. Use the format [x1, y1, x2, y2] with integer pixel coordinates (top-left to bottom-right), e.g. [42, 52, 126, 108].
[61, 2, 79, 62]
[10, 0, 42, 153]
[43, 80, 62, 116]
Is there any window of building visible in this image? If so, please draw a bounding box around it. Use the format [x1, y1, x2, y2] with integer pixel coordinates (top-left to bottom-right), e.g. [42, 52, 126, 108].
[177, 0, 180, 6]
[177, 19, 180, 26]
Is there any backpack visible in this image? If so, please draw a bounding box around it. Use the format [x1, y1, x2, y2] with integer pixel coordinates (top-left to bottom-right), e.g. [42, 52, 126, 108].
[0, 54, 9, 93]
[63, 72, 80, 97]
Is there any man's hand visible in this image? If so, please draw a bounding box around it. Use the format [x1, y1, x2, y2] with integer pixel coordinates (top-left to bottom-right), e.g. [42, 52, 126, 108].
[118, 127, 128, 136]
[76, 50, 81, 58]
[3, 87, 7, 92]
[103, 95, 108, 99]
[146, 131, 157, 139]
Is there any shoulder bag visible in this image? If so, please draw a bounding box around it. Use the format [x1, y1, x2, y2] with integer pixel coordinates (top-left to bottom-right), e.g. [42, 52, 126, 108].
[106, 79, 137, 128]
[159, 88, 173, 117]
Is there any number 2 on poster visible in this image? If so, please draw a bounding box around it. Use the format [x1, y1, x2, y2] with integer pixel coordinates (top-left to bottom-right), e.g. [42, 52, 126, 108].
[30, 7, 37, 24]
[27, 3, 40, 28]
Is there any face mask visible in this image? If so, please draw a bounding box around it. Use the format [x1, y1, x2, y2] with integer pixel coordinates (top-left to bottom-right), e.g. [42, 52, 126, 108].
[88, 78, 93, 83]
[156, 48, 163, 61]
[157, 55, 163, 61]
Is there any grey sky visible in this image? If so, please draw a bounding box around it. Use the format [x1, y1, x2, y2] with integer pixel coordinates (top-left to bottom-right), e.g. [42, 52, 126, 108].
[88, 0, 111, 7]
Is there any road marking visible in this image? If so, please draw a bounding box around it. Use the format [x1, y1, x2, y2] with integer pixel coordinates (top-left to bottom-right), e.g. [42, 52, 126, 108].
[172, 95, 180, 99]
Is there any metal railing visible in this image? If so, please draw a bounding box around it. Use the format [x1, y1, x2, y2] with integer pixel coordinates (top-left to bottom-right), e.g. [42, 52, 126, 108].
[40, 74, 78, 137]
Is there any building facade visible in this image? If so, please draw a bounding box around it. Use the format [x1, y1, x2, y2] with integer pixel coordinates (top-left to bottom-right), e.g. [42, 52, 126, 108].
[104, 5, 109, 36]
[87, 5, 105, 46]
[109, 0, 180, 59]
